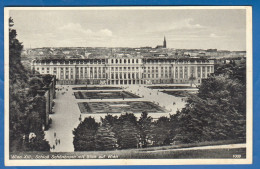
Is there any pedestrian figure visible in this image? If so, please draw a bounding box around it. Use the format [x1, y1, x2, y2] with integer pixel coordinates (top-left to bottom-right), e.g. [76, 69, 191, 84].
[53, 145, 55, 149]
[54, 132, 56, 138]
[58, 139, 61, 144]
[55, 139, 58, 145]
[79, 115, 82, 122]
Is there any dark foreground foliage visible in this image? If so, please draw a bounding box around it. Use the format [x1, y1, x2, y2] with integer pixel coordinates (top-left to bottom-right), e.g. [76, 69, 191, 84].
[9, 17, 50, 152]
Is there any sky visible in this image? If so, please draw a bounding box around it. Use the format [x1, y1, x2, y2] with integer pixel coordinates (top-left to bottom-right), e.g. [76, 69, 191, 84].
[9, 8, 247, 51]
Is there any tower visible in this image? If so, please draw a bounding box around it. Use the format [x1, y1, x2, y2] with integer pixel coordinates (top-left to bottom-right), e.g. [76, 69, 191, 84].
[163, 36, 167, 48]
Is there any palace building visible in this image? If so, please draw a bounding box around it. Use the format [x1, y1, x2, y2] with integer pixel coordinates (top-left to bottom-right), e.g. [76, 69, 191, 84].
[31, 56, 215, 85]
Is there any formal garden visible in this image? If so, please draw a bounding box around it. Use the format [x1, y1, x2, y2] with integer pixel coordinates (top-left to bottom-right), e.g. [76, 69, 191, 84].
[78, 101, 167, 114]
[74, 91, 140, 99]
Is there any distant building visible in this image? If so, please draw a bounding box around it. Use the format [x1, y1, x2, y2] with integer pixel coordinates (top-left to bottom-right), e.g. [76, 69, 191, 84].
[31, 56, 214, 85]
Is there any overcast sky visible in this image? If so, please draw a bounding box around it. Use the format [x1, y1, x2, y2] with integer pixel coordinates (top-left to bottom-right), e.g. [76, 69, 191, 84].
[9, 8, 247, 50]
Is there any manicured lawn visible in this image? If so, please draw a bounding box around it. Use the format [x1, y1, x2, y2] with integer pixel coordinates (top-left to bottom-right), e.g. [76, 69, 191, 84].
[78, 101, 167, 114]
[74, 91, 140, 99]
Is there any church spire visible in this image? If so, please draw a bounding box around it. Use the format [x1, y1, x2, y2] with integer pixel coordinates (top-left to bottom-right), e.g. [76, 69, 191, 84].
[163, 36, 167, 48]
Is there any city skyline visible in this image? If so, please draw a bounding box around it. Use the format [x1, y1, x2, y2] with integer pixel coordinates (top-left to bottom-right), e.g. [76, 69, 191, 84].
[10, 8, 246, 51]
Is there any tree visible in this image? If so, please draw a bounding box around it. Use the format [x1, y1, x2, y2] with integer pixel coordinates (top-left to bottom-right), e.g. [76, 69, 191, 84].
[95, 123, 117, 151]
[9, 17, 50, 152]
[101, 114, 118, 126]
[138, 112, 153, 148]
[150, 116, 172, 146]
[73, 117, 99, 151]
[117, 120, 139, 149]
[173, 75, 246, 143]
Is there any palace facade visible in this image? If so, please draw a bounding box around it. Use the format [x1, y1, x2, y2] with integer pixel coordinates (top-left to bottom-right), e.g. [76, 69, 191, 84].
[31, 57, 215, 85]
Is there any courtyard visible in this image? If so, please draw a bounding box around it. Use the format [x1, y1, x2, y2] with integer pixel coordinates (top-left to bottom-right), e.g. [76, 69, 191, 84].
[161, 90, 197, 97]
[45, 84, 188, 152]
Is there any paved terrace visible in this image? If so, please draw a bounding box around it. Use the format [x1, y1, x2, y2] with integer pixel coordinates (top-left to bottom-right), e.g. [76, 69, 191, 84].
[45, 84, 192, 152]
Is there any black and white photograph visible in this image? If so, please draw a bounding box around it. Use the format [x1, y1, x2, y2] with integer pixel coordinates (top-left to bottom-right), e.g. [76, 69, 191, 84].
[4, 6, 252, 165]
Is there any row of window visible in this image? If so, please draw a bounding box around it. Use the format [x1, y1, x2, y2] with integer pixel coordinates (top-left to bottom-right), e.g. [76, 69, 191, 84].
[111, 67, 139, 71]
[110, 73, 140, 79]
[37, 60, 106, 65]
[111, 59, 140, 64]
[36, 66, 213, 72]
[56, 71, 210, 80]
[59, 73, 107, 80]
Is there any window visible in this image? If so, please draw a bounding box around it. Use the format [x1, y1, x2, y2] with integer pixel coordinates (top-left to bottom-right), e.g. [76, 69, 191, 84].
[111, 59, 114, 63]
